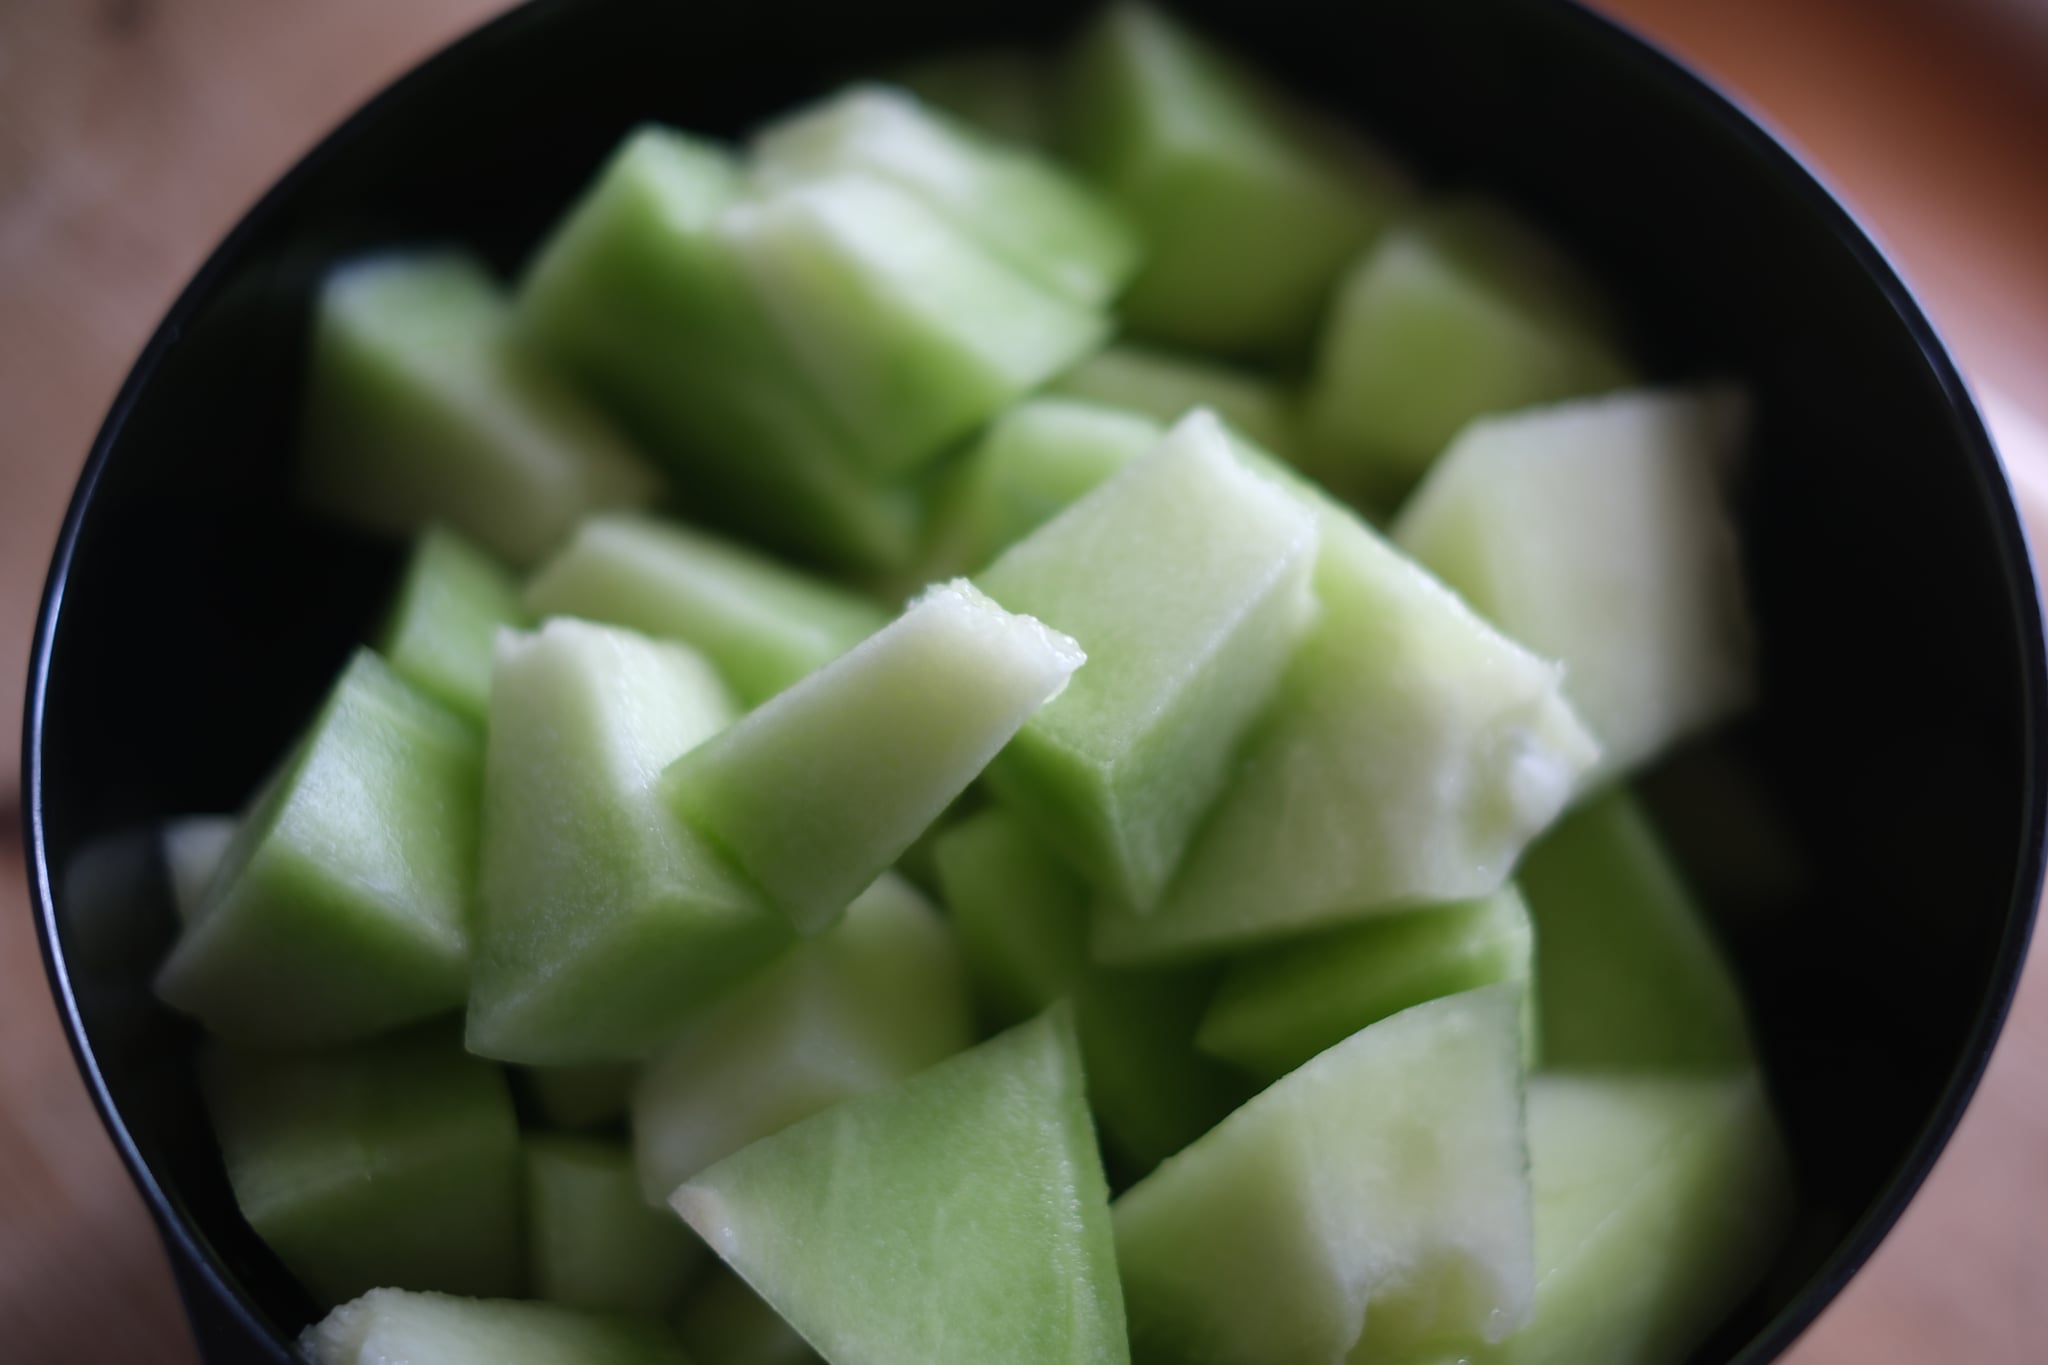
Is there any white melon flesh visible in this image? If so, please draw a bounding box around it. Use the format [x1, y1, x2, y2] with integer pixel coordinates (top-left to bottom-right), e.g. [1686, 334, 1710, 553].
[302, 1289, 686, 1365]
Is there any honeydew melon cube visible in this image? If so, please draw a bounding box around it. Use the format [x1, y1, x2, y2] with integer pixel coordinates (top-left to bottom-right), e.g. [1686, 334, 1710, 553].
[632, 874, 973, 1202]
[301, 251, 659, 566]
[932, 804, 1092, 1026]
[1196, 885, 1535, 1082]
[1074, 963, 1250, 1177]
[674, 1006, 1128, 1365]
[979, 411, 1319, 910]
[205, 1028, 520, 1307]
[1517, 788, 1755, 1073]
[661, 579, 1083, 935]
[1114, 988, 1533, 1365]
[1394, 387, 1754, 778]
[524, 1063, 639, 1132]
[674, 1267, 821, 1365]
[526, 1135, 707, 1313]
[526, 514, 888, 705]
[467, 619, 790, 1064]
[303, 1289, 687, 1365]
[377, 526, 525, 723]
[894, 48, 1054, 148]
[1049, 343, 1301, 464]
[161, 814, 236, 925]
[751, 84, 1138, 307]
[156, 650, 479, 1047]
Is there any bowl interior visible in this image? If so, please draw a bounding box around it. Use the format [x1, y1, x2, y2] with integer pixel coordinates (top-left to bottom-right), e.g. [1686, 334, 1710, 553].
[26, 0, 2042, 1360]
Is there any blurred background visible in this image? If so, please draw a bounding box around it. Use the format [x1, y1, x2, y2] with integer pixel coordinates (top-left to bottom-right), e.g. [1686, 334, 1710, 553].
[0, 0, 2043, 1360]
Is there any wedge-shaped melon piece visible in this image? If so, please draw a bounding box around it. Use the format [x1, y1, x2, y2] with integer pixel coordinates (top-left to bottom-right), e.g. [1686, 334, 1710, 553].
[516, 127, 917, 570]
[206, 1028, 520, 1307]
[377, 526, 525, 723]
[1197, 886, 1535, 1082]
[526, 514, 888, 705]
[1050, 343, 1300, 463]
[662, 579, 1083, 935]
[468, 619, 790, 1063]
[979, 411, 1318, 910]
[527, 1135, 706, 1312]
[752, 84, 1137, 307]
[302, 251, 658, 565]
[1518, 788, 1754, 1072]
[894, 47, 1053, 148]
[156, 651, 479, 1046]
[674, 1267, 821, 1365]
[633, 874, 974, 1202]
[162, 813, 236, 925]
[933, 805, 1093, 1026]
[1062, 3, 1408, 353]
[1395, 387, 1753, 778]
[1116, 987, 1532, 1364]
[303, 1289, 686, 1365]
[524, 1063, 639, 1131]
[675, 1007, 1127, 1365]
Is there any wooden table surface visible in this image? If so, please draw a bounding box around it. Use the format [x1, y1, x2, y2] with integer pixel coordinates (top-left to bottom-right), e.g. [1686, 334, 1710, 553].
[1, 2, 2044, 1361]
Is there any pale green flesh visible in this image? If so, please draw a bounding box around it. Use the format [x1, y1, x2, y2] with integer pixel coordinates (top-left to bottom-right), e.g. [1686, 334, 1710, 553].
[162, 814, 236, 926]
[892, 47, 1054, 148]
[378, 526, 526, 723]
[932, 804, 1094, 1027]
[468, 619, 791, 1064]
[1114, 988, 1533, 1365]
[526, 1135, 707, 1313]
[675, 1007, 1128, 1365]
[1049, 344, 1301, 463]
[674, 1267, 823, 1365]
[980, 412, 1319, 910]
[155, 650, 479, 1047]
[302, 1289, 687, 1365]
[524, 1063, 639, 1131]
[526, 513, 888, 705]
[301, 250, 658, 566]
[1394, 386, 1754, 779]
[633, 874, 974, 1203]
[206, 1028, 521, 1307]
[1518, 788, 1755, 1073]
[662, 579, 1083, 935]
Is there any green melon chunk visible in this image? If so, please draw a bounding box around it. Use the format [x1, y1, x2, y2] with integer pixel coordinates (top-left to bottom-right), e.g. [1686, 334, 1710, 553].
[303, 1289, 687, 1365]
[1394, 387, 1754, 778]
[1197, 885, 1535, 1082]
[932, 805, 1092, 1027]
[1061, 3, 1408, 354]
[1115, 988, 1533, 1365]
[1074, 963, 1250, 1177]
[526, 514, 888, 705]
[468, 619, 790, 1064]
[377, 526, 526, 723]
[524, 1063, 640, 1132]
[893, 48, 1054, 148]
[156, 651, 479, 1047]
[1304, 202, 1633, 502]
[752, 84, 1137, 307]
[674, 1006, 1128, 1365]
[674, 1266, 822, 1365]
[979, 412, 1319, 910]
[732, 174, 1108, 478]
[633, 874, 973, 1203]
[1517, 788, 1754, 1073]
[1049, 344, 1300, 462]
[527, 1135, 707, 1313]
[515, 127, 918, 571]
[662, 579, 1083, 935]
[302, 251, 659, 566]
[205, 1027, 520, 1307]
[161, 813, 236, 925]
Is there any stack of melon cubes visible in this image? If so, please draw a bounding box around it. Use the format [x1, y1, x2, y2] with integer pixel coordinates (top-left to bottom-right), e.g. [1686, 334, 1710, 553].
[152, 7, 1793, 1364]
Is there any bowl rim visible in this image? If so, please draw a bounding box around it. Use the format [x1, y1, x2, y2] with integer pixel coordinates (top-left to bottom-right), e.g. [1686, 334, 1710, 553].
[19, 1, 2046, 1361]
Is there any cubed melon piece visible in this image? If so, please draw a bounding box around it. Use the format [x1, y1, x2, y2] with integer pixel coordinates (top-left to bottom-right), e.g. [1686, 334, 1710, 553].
[1074, 963, 1251, 1177]
[632, 874, 973, 1202]
[1061, 3, 1408, 354]
[302, 1289, 686, 1365]
[1394, 387, 1754, 778]
[205, 1028, 520, 1306]
[1115, 988, 1533, 1364]
[751, 84, 1137, 307]
[377, 526, 525, 723]
[1196, 885, 1535, 1082]
[301, 251, 658, 565]
[156, 650, 479, 1046]
[674, 1267, 821, 1365]
[674, 1007, 1127, 1365]
[161, 813, 236, 925]
[526, 514, 888, 705]
[932, 805, 1093, 1026]
[523, 1063, 639, 1132]
[893, 48, 1053, 148]
[661, 579, 1083, 935]
[1049, 343, 1300, 463]
[527, 1135, 706, 1313]
[979, 411, 1319, 909]
[467, 619, 790, 1063]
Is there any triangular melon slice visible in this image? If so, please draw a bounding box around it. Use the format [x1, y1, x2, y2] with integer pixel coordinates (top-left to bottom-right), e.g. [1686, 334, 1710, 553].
[376, 526, 526, 724]
[302, 1289, 685, 1365]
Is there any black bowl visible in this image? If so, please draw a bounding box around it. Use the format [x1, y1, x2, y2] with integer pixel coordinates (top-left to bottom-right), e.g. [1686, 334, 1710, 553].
[22, 0, 2045, 1360]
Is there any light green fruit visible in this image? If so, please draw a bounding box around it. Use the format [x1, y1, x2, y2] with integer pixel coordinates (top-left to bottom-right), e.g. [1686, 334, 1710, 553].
[1049, 344, 1300, 463]
[524, 1063, 640, 1132]
[467, 618, 790, 1064]
[1196, 885, 1535, 1082]
[1115, 988, 1533, 1365]
[893, 47, 1054, 148]
[377, 526, 526, 723]
[1074, 963, 1249, 1178]
[301, 251, 659, 566]
[526, 514, 888, 705]
[1394, 386, 1753, 779]
[156, 650, 479, 1047]
[526, 1135, 707, 1313]
[633, 874, 973, 1203]
[161, 814, 236, 925]
[662, 578, 1083, 935]
[980, 411, 1318, 910]
[206, 1027, 520, 1307]
[674, 1006, 1127, 1365]
[302, 1289, 686, 1365]
[932, 804, 1093, 1027]
[673, 1267, 822, 1365]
